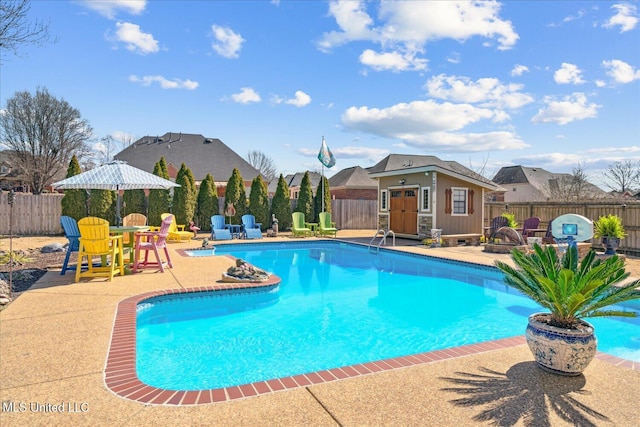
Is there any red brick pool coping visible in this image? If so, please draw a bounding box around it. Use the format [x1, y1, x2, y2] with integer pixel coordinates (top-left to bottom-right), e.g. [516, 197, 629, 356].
[105, 280, 639, 406]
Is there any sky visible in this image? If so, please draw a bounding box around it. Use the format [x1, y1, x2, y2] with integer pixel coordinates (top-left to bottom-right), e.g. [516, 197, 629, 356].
[1, 0, 639, 189]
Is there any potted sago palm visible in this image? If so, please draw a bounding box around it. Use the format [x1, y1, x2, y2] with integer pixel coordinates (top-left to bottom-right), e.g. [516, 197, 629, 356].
[495, 244, 640, 376]
[593, 214, 626, 255]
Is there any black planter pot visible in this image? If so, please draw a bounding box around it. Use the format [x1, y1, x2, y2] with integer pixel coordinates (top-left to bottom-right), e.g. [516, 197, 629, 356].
[602, 236, 621, 255]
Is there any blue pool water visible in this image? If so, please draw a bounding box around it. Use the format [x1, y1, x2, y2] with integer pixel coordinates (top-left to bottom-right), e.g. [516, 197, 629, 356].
[136, 241, 640, 390]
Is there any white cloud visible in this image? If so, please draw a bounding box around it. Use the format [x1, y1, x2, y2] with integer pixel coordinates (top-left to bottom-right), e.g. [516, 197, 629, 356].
[586, 145, 640, 156]
[602, 59, 640, 84]
[76, 0, 146, 19]
[128, 75, 198, 90]
[563, 9, 586, 23]
[285, 91, 312, 107]
[318, 1, 519, 62]
[316, 0, 376, 52]
[603, 3, 638, 32]
[211, 25, 244, 58]
[359, 49, 428, 72]
[554, 63, 585, 84]
[447, 51, 461, 64]
[512, 152, 584, 167]
[513, 149, 640, 176]
[114, 22, 159, 54]
[341, 100, 528, 152]
[425, 74, 534, 109]
[531, 93, 599, 125]
[230, 87, 261, 104]
[511, 64, 529, 76]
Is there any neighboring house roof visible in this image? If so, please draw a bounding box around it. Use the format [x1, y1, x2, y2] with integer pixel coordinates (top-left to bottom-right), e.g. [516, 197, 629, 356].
[114, 132, 262, 183]
[267, 171, 322, 194]
[329, 166, 377, 189]
[492, 165, 609, 199]
[367, 154, 499, 190]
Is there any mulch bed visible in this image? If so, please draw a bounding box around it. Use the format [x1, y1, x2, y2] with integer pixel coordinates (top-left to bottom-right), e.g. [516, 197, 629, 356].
[0, 249, 67, 294]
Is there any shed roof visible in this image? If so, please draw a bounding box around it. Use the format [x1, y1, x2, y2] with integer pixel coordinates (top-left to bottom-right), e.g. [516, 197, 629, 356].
[368, 154, 498, 190]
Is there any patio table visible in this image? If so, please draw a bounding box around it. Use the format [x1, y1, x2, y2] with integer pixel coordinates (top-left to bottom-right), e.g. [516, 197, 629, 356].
[109, 225, 150, 263]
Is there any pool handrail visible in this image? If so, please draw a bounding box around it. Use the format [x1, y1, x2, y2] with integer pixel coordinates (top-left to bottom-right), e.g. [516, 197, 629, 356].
[369, 229, 395, 253]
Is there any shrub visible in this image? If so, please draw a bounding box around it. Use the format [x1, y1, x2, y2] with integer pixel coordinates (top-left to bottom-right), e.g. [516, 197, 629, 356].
[270, 174, 291, 230]
[60, 155, 87, 221]
[248, 175, 269, 230]
[196, 174, 218, 232]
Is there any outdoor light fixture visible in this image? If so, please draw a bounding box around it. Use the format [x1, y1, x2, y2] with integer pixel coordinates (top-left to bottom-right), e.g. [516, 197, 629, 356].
[399, 179, 406, 185]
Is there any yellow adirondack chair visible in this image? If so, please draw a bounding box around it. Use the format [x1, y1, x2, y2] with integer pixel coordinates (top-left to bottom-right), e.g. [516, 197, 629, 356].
[318, 212, 338, 237]
[291, 212, 312, 237]
[76, 217, 125, 282]
[161, 213, 193, 242]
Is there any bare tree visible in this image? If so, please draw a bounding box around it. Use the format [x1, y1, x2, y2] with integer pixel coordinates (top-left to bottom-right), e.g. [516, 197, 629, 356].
[546, 164, 608, 201]
[0, 87, 93, 194]
[97, 135, 122, 164]
[117, 132, 136, 149]
[602, 160, 640, 193]
[246, 150, 277, 183]
[0, 0, 55, 59]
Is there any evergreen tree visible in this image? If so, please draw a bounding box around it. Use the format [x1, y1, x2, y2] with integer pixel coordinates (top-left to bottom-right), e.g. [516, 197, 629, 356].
[248, 175, 269, 230]
[172, 163, 196, 225]
[313, 175, 332, 222]
[295, 171, 314, 220]
[270, 174, 291, 230]
[223, 168, 247, 224]
[60, 155, 87, 220]
[87, 189, 114, 221]
[196, 173, 218, 232]
[123, 189, 146, 216]
[148, 157, 172, 226]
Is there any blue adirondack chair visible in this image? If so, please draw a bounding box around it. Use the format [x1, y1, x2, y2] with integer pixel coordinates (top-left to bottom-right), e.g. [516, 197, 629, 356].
[241, 214, 262, 239]
[60, 216, 81, 275]
[210, 215, 232, 240]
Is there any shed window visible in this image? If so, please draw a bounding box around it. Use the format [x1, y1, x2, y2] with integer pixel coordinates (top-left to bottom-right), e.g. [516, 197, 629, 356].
[451, 187, 468, 216]
[380, 189, 388, 211]
[421, 187, 430, 212]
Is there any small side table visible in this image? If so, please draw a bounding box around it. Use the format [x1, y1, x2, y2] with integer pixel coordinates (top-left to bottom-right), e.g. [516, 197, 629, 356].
[228, 224, 243, 239]
[306, 222, 318, 236]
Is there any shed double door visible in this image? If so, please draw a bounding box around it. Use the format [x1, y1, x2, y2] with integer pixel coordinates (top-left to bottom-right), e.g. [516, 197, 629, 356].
[389, 189, 418, 234]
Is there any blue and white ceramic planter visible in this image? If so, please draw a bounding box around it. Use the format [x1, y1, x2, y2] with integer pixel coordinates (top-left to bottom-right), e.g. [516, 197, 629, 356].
[525, 313, 597, 376]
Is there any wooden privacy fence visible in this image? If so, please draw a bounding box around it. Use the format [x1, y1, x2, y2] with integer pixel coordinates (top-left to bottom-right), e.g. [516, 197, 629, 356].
[330, 199, 378, 230]
[2, 193, 638, 255]
[0, 193, 379, 235]
[485, 201, 640, 256]
[1, 192, 64, 235]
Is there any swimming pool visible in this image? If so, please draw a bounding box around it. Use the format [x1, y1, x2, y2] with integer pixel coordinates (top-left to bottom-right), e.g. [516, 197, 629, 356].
[136, 241, 639, 391]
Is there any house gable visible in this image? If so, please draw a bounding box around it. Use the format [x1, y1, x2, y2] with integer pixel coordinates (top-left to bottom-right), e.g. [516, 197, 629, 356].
[114, 132, 262, 185]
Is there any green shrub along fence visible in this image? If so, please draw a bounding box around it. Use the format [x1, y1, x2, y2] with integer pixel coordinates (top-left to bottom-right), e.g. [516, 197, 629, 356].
[1, 193, 638, 255]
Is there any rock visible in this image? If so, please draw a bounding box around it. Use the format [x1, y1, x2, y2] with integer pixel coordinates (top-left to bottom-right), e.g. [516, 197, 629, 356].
[41, 243, 65, 253]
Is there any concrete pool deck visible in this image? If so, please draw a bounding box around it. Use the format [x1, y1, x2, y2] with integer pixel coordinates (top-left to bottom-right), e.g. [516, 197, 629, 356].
[1, 231, 639, 426]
